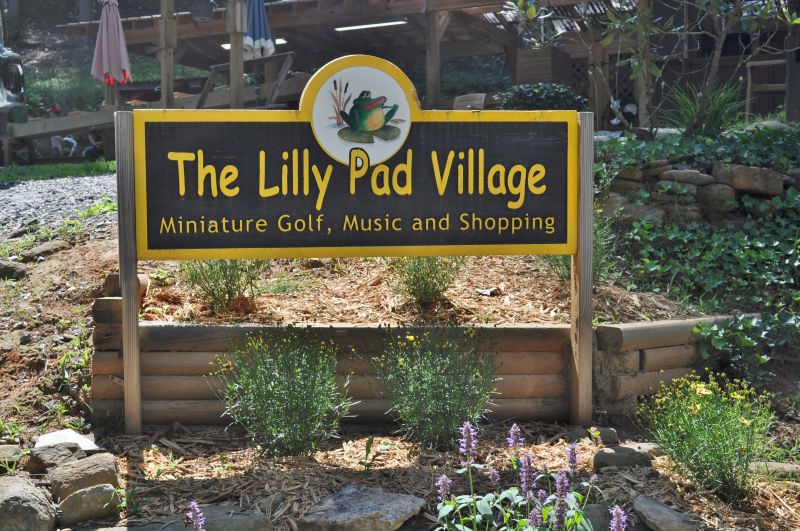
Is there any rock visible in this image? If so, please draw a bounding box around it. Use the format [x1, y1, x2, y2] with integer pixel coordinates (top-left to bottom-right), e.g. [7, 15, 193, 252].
[0, 445, 23, 467]
[0, 260, 26, 280]
[643, 159, 669, 169]
[653, 193, 697, 205]
[611, 179, 645, 193]
[743, 196, 777, 218]
[660, 169, 715, 186]
[749, 461, 800, 478]
[617, 168, 644, 182]
[633, 496, 696, 531]
[697, 183, 738, 212]
[58, 483, 120, 526]
[27, 442, 86, 474]
[48, 452, 118, 501]
[601, 193, 629, 217]
[642, 165, 672, 177]
[4, 220, 38, 239]
[0, 476, 58, 531]
[622, 442, 662, 456]
[583, 504, 612, 531]
[35, 429, 101, 454]
[742, 119, 791, 132]
[92, 504, 274, 530]
[593, 445, 653, 471]
[300, 485, 425, 531]
[654, 180, 698, 196]
[619, 204, 665, 223]
[20, 240, 71, 262]
[671, 205, 703, 223]
[566, 427, 590, 442]
[589, 426, 619, 446]
[713, 164, 784, 197]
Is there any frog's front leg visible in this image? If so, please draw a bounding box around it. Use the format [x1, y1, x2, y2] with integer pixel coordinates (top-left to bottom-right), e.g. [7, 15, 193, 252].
[383, 104, 399, 123]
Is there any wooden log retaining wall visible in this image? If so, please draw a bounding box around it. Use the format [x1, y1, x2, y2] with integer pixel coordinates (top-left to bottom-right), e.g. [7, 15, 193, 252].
[91, 296, 572, 425]
[91, 284, 732, 425]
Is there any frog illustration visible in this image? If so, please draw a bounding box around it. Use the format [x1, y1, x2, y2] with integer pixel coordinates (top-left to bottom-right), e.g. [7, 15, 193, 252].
[338, 90, 401, 143]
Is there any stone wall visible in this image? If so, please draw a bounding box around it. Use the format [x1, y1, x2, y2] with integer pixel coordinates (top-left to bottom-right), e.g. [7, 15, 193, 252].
[604, 161, 799, 224]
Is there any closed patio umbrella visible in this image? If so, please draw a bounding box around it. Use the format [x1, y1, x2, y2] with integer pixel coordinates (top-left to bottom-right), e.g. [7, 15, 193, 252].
[243, 0, 275, 60]
[91, 0, 131, 86]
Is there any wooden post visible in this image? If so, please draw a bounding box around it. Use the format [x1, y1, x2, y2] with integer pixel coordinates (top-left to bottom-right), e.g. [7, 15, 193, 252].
[425, 11, 449, 109]
[227, 0, 246, 109]
[114, 111, 142, 434]
[570, 112, 594, 425]
[785, 4, 800, 123]
[159, 0, 176, 108]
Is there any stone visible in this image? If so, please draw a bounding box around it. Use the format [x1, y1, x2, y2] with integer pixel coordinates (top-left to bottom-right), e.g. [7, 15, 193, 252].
[0, 260, 26, 280]
[742, 119, 792, 132]
[712, 164, 784, 197]
[27, 442, 86, 474]
[35, 428, 101, 454]
[566, 427, 590, 442]
[643, 159, 669, 169]
[642, 165, 672, 177]
[697, 183, 738, 212]
[592, 445, 653, 471]
[93, 504, 275, 530]
[611, 179, 645, 193]
[749, 461, 800, 478]
[20, 240, 71, 262]
[660, 169, 715, 186]
[654, 180, 698, 196]
[0, 476, 58, 531]
[617, 167, 644, 182]
[583, 504, 612, 531]
[48, 452, 118, 501]
[602, 193, 629, 217]
[619, 204, 665, 223]
[672, 205, 703, 223]
[589, 426, 619, 446]
[300, 485, 425, 531]
[743, 196, 777, 218]
[653, 193, 697, 205]
[633, 496, 697, 531]
[58, 483, 120, 526]
[0, 445, 23, 467]
[622, 442, 662, 456]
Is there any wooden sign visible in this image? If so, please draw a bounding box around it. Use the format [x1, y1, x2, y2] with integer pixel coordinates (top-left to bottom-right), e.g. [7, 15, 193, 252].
[133, 55, 578, 259]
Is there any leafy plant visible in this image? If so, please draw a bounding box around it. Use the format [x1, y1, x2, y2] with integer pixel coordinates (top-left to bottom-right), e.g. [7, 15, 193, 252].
[435, 423, 619, 530]
[180, 259, 270, 313]
[77, 196, 117, 219]
[639, 373, 773, 502]
[373, 329, 497, 449]
[0, 161, 117, 183]
[391, 256, 465, 308]
[540, 210, 620, 283]
[495, 83, 588, 111]
[661, 81, 744, 136]
[212, 329, 351, 456]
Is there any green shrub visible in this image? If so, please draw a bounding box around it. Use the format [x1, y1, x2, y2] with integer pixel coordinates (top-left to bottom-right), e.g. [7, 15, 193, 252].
[639, 373, 773, 502]
[212, 330, 351, 456]
[540, 209, 619, 283]
[373, 328, 497, 449]
[494, 83, 587, 111]
[391, 256, 465, 308]
[661, 81, 744, 136]
[180, 259, 270, 313]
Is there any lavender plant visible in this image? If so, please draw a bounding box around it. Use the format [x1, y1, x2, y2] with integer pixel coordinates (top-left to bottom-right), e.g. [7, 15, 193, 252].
[435, 424, 627, 530]
[184, 501, 206, 531]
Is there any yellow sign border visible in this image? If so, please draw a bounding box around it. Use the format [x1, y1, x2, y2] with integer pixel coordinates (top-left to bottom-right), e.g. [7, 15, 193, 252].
[133, 55, 579, 260]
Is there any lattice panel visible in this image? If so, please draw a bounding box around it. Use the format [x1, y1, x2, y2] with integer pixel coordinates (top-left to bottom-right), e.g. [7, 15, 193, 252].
[569, 58, 590, 100]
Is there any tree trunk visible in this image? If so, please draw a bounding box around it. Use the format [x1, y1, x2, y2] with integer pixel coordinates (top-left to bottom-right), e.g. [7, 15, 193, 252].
[786, 0, 800, 123]
[77, 0, 94, 61]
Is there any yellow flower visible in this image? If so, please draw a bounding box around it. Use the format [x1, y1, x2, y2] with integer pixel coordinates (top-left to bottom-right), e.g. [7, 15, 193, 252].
[738, 417, 751, 426]
[405, 335, 415, 341]
[693, 383, 712, 396]
[730, 391, 745, 401]
[690, 403, 701, 415]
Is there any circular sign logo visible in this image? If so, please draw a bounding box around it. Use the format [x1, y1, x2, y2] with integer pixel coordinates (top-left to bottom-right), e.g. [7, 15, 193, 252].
[310, 63, 412, 166]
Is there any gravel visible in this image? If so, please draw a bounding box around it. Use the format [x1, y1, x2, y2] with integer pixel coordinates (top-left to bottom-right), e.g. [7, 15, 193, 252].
[0, 174, 117, 238]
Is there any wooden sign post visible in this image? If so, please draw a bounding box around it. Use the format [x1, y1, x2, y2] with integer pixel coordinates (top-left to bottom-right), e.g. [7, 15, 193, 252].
[114, 55, 593, 434]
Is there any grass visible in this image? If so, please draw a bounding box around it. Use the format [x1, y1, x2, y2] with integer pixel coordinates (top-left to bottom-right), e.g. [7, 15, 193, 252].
[263, 273, 314, 295]
[77, 195, 117, 218]
[0, 161, 116, 183]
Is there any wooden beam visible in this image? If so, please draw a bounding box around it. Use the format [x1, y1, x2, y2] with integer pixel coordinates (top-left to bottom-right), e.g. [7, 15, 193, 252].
[159, 0, 176, 108]
[227, 0, 246, 108]
[570, 112, 594, 425]
[450, 11, 514, 48]
[426, 11, 450, 109]
[9, 111, 115, 140]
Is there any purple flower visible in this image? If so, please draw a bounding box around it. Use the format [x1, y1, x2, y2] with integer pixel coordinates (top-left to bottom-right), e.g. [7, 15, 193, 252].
[555, 471, 570, 498]
[507, 423, 525, 451]
[609, 505, 627, 531]
[435, 474, 453, 501]
[566, 442, 578, 475]
[589, 474, 599, 485]
[553, 471, 570, 529]
[527, 507, 543, 528]
[459, 422, 478, 466]
[519, 453, 535, 495]
[487, 466, 500, 488]
[185, 501, 206, 531]
[536, 489, 548, 505]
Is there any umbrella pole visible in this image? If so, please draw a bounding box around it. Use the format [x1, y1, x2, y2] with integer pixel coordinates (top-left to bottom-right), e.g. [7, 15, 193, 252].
[227, 0, 246, 109]
[159, 0, 176, 108]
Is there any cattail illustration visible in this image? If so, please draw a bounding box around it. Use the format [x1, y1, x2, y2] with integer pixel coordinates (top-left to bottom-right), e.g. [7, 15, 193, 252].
[330, 78, 351, 126]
